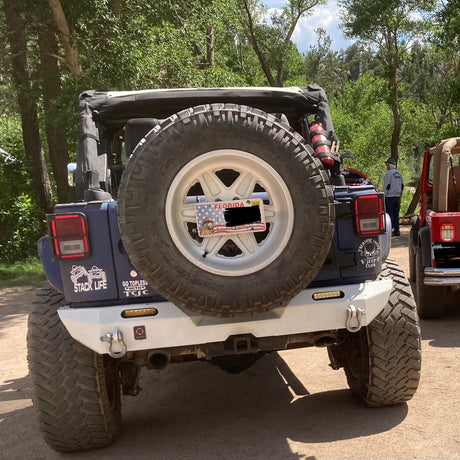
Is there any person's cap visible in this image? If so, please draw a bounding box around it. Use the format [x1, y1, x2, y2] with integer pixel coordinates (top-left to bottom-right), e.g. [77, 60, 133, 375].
[385, 157, 397, 165]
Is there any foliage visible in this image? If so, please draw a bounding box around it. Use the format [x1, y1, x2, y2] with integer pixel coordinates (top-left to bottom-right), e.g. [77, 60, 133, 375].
[338, 0, 437, 161]
[304, 28, 389, 99]
[53, 0, 245, 91]
[0, 193, 45, 262]
[304, 28, 343, 95]
[237, 0, 323, 86]
[339, 0, 434, 45]
[0, 115, 45, 262]
[0, 258, 46, 290]
[332, 74, 392, 185]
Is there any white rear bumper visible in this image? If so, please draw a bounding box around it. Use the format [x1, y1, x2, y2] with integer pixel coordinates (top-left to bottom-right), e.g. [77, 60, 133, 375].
[58, 279, 392, 356]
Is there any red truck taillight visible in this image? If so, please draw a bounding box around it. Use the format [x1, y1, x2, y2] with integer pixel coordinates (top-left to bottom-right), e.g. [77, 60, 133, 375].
[440, 223, 455, 242]
[47, 213, 90, 259]
[354, 193, 386, 236]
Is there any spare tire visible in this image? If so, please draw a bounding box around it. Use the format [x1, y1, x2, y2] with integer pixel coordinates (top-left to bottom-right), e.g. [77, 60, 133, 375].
[118, 104, 334, 317]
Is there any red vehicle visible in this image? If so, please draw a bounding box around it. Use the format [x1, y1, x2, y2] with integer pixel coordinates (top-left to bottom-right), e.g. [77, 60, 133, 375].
[409, 138, 460, 318]
[342, 167, 371, 186]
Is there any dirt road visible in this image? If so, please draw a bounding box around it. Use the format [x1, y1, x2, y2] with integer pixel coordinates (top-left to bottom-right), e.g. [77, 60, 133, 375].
[1, 226, 459, 459]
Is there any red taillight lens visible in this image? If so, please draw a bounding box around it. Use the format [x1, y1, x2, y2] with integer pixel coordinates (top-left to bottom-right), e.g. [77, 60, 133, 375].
[440, 223, 455, 242]
[354, 193, 386, 235]
[47, 213, 90, 259]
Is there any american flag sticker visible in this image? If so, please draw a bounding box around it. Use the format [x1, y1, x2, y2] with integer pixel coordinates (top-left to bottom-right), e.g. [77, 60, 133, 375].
[195, 199, 266, 237]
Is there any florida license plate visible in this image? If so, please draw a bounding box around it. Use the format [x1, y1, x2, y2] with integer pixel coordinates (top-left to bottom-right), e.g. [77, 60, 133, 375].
[195, 199, 266, 237]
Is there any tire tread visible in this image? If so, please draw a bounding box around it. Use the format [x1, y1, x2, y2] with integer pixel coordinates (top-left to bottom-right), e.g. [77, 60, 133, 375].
[118, 104, 334, 317]
[27, 287, 121, 452]
[364, 259, 421, 406]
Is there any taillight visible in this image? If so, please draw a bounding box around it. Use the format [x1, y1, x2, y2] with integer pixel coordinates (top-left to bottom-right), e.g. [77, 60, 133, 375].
[47, 213, 90, 259]
[354, 193, 386, 235]
[440, 223, 455, 242]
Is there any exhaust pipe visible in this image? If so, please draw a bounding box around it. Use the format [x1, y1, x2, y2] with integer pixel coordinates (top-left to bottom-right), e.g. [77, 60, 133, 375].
[147, 351, 170, 370]
[313, 333, 337, 348]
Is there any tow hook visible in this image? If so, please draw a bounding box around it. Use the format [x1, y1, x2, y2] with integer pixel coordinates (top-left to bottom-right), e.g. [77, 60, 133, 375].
[346, 305, 366, 332]
[100, 327, 127, 358]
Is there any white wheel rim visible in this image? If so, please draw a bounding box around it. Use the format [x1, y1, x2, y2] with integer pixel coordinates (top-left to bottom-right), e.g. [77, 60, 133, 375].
[165, 150, 294, 276]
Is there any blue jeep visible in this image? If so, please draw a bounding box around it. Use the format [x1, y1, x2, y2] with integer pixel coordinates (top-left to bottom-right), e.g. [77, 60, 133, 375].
[27, 86, 421, 452]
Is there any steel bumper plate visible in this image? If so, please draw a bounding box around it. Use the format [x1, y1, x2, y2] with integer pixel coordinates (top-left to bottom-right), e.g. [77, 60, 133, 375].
[58, 279, 393, 355]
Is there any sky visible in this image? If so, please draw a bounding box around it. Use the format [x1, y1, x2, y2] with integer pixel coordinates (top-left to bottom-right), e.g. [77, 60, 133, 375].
[263, 0, 355, 53]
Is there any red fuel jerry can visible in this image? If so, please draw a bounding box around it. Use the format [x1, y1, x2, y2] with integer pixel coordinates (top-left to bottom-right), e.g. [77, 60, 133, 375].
[309, 121, 335, 167]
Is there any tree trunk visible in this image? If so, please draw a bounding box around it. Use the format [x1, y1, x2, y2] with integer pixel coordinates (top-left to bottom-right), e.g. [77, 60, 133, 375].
[406, 179, 421, 216]
[3, 0, 53, 214]
[388, 54, 401, 162]
[37, 0, 74, 203]
[275, 5, 309, 86]
[110, 0, 122, 17]
[389, 77, 401, 162]
[206, 25, 215, 68]
[47, 0, 82, 79]
[239, 0, 277, 86]
[380, 31, 401, 163]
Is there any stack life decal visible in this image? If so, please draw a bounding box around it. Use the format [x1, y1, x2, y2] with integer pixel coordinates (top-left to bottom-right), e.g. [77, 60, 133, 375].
[195, 199, 266, 237]
[70, 265, 107, 292]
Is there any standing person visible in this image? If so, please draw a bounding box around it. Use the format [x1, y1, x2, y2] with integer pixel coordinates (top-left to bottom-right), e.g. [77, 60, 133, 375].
[383, 157, 404, 236]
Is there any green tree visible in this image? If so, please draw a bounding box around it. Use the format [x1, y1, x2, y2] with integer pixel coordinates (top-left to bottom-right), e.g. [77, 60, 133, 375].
[340, 42, 384, 82]
[332, 74, 392, 184]
[339, 0, 434, 162]
[37, 0, 73, 202]
[2, 0, 53, 214]
[304, 29, 387, 99]
[305, 28, 340, 93]
[430, 2, 460, 133]
[0, 115, 44, 262]
[238, 0, 324, 86]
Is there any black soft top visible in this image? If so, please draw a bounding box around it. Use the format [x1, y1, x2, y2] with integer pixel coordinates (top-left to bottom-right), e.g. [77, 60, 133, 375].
[76, 86, 337, 200]
[79, 85, 335, 135]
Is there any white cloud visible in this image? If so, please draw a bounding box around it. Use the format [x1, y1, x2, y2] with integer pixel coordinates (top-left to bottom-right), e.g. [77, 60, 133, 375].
[266, 0, 355, 53]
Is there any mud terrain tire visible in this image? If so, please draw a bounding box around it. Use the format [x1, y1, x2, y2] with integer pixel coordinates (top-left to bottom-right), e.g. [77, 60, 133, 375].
[329, 259, 421, 406]
[118, 104, 334, 317]
[27, 287, 121, 452]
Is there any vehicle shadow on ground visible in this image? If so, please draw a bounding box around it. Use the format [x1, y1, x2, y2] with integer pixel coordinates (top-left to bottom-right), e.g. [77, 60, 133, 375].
[0, 290, 410, 459]
[1, 332, 409, 459]
[388, 226, 410, 249]
[97, 354, 407, 460]
[1, 353, 408, 459]
[0, 354, 413, 460]
[419, 307, 460, 348]
[0, 375, 31, 403]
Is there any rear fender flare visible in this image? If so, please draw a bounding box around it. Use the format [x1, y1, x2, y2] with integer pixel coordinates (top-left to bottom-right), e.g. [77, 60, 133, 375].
[418, 226, 432, 267]
[38, 236, 63, 293]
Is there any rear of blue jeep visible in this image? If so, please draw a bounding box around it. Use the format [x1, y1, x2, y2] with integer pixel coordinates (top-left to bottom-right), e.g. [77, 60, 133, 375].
[27, 87, 421, 454]
[38, 184, 392, 359]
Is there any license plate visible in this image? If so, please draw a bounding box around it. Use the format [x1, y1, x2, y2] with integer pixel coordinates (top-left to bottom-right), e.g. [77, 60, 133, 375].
[195, 199, 266, 237]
